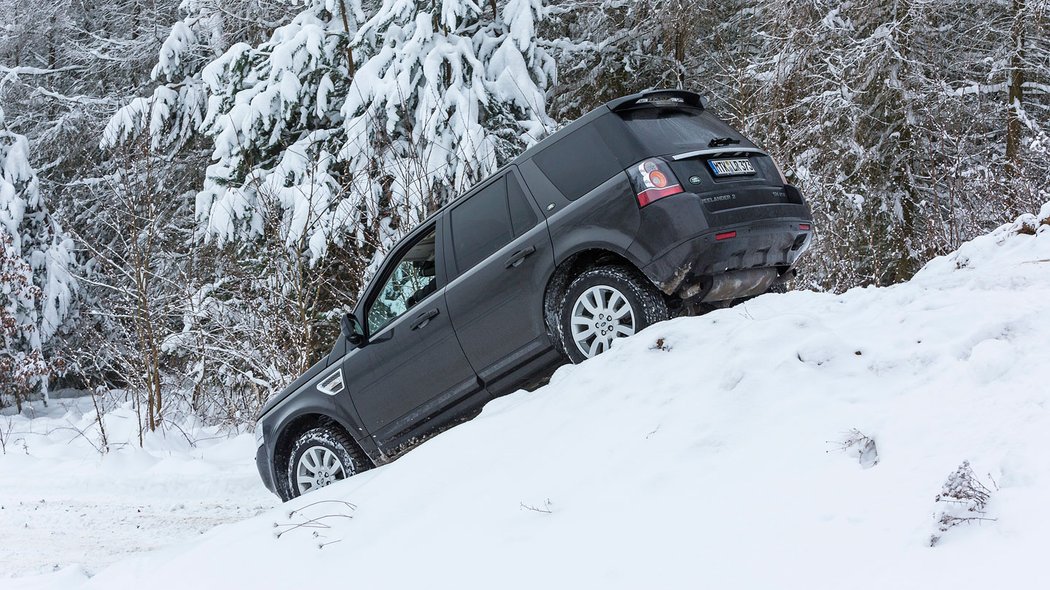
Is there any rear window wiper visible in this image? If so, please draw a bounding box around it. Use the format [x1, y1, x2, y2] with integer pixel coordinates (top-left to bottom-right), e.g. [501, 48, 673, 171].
[708, 137, 741, 148]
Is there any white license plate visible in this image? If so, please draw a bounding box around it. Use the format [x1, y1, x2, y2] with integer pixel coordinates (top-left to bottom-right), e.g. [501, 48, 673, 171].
[708, 158, 756, 177]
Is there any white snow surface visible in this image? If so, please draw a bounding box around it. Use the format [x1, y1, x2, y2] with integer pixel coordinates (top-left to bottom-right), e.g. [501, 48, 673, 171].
[7, 205, 1050, 588]
[0, 401, 277, 582]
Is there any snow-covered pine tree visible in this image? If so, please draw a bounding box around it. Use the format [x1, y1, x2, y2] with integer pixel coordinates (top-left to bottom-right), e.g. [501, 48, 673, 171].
[0, 106, 75, 408]
[90, 1, 337, 422]
[100, 1, 377, 410]
[543, 0, 1047, 294]
[100, 0, 295, 156]
[184, 0, 555, 266]
[334, 0, 555, 263]
[100, 0, 555, 414]
[186, 0, 367, 260]
[0, 221, 44, 410]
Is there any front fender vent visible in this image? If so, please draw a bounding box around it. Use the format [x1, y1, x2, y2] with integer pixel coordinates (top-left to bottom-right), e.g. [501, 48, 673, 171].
[317, 369, 345, 396]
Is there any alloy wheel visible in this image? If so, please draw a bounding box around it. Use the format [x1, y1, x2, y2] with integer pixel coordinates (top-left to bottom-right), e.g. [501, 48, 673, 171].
[570, 285, 636, 358]
[295, 445, 346, 494]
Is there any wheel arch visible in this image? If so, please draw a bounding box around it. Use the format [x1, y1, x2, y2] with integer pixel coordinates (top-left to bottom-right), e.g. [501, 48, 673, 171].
[271, 411, 369, 499]
[542, 247, 651, 352]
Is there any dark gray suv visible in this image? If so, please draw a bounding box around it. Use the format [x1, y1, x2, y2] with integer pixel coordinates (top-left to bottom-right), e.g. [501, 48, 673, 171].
[255, 90, 813, 500]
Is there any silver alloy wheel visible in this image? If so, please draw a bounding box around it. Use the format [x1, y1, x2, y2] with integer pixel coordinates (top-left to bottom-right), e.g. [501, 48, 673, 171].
[570, 285, 636, 358]
[295, 445, 347, 494]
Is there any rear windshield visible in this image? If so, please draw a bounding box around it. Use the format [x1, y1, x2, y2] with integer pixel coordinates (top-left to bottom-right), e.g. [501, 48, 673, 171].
[618, 108, 742, 156]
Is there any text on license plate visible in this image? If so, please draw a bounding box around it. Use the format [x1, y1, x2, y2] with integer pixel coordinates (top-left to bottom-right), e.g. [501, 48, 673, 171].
[708, 158, 756, 177]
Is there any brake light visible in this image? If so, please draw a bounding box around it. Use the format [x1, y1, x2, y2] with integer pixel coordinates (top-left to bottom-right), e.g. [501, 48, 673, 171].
[715, 231, 737, 241]
[799, 224, 811, 231]
[627, 158, 684, 207]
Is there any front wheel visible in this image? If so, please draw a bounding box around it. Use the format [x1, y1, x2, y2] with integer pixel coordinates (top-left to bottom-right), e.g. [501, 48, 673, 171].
[558, 266, 669, 363]
[284, 426, 368, 501]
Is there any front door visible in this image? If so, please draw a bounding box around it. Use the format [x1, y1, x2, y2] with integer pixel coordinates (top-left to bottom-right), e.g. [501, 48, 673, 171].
[343, 222, 482, 451]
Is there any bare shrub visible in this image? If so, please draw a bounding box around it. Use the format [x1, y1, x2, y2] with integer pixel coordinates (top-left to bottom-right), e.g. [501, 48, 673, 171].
[273, 499, 356, 549]
[930, 461, 997, 546]
[0, 415, 21, 454]
[831, 428, 879, 469]
[650, 337, 671, 352]
[520, 498, 554, 514]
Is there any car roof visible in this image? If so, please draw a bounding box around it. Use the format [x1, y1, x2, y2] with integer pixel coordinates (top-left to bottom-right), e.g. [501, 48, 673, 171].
[420, 89, 707, 223]
[509, 89, 704, 165]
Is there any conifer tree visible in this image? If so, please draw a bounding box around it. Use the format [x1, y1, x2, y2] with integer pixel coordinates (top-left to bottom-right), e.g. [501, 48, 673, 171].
[0, 107, 76, 407]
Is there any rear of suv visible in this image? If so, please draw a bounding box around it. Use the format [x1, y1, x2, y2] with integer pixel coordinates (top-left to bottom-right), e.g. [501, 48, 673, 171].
[255, 90, 813, 500]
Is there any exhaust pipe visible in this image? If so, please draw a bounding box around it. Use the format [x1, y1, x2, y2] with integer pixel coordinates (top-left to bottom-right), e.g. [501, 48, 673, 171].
[701, 268, 778, 303]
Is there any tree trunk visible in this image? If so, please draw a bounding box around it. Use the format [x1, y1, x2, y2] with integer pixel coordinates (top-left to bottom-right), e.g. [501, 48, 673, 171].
[889, 0, 921, 284]
[1005, 0, 1026, 202]
[338, 0, 356, 78]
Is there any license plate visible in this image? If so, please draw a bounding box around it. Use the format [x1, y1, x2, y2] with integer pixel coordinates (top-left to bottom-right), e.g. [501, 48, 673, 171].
[708, 158, 756, 177]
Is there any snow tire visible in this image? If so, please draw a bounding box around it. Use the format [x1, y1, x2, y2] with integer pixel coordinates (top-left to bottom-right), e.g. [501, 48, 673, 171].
[557, 265, 669, 364]
[284, 425, 368, 501]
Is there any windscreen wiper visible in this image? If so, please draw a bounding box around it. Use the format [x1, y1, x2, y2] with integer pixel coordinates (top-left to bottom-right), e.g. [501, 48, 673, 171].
[709, 137, 741, 148]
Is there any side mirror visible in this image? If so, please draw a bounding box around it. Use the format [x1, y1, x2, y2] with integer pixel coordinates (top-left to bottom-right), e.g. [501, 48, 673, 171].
[341, 313, 366, 348]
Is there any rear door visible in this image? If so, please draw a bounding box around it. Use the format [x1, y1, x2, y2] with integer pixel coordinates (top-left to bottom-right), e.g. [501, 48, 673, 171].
[343, 220, 483, 449]
[443, 168, 557, 396]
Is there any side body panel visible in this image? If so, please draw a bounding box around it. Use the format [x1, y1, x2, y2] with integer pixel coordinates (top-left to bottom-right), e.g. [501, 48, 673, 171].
[442, 168, 561, 397]
[255, 348, 376, 494]
[517, 160, 646, 269]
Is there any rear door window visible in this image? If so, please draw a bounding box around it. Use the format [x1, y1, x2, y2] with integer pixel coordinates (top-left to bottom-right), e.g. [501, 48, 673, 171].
[450, 176, 514, 273]
[532, 125, 622, 201]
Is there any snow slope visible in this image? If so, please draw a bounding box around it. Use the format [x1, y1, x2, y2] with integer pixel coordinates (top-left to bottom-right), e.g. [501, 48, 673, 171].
[9, 204, 1050, 589]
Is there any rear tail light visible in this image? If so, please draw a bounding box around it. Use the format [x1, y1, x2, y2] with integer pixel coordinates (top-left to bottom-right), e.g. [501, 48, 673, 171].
[627, 158, 684, 207]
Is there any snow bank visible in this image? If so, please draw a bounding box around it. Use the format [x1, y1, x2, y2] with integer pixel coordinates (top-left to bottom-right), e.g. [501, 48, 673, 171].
[10, 205, 1050, 588]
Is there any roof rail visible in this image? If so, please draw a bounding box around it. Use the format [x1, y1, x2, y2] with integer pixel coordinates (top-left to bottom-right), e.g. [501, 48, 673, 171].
[607, 89, 707, 113]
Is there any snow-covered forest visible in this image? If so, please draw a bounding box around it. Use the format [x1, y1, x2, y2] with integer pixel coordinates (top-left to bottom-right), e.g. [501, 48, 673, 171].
[1, 0, 1048, 432]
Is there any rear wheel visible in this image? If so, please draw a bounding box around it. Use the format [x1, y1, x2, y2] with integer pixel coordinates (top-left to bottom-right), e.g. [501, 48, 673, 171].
[558, 266, 668, 363]
[284, 426, 368, 500]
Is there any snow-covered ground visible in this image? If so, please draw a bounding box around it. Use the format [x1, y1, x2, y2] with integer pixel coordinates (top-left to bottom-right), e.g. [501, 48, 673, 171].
[6, 204, 1050, 589]
[0, 401, 277, 581]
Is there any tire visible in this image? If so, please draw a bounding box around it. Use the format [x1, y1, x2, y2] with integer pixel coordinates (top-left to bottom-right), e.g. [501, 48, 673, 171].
[557, 265, 669, 364]
[284, 425, 368, 501]
[767, 281, 788, 294]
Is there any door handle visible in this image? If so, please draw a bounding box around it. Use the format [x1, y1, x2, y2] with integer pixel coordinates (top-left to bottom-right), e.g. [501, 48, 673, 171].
[410, 308, 440, 330]
[505, 245, 537, 268]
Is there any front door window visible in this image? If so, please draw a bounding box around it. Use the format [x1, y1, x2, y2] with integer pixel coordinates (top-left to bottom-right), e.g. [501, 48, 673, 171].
[367, 227, 438, 335]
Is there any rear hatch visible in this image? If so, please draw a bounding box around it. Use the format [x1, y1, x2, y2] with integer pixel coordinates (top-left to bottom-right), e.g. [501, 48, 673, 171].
[663, 149, 804, 213]
[611, 93, 805, 215]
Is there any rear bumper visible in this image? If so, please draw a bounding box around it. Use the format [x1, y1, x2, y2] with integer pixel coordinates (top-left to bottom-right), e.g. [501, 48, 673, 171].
[642, 216, 812, 300]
